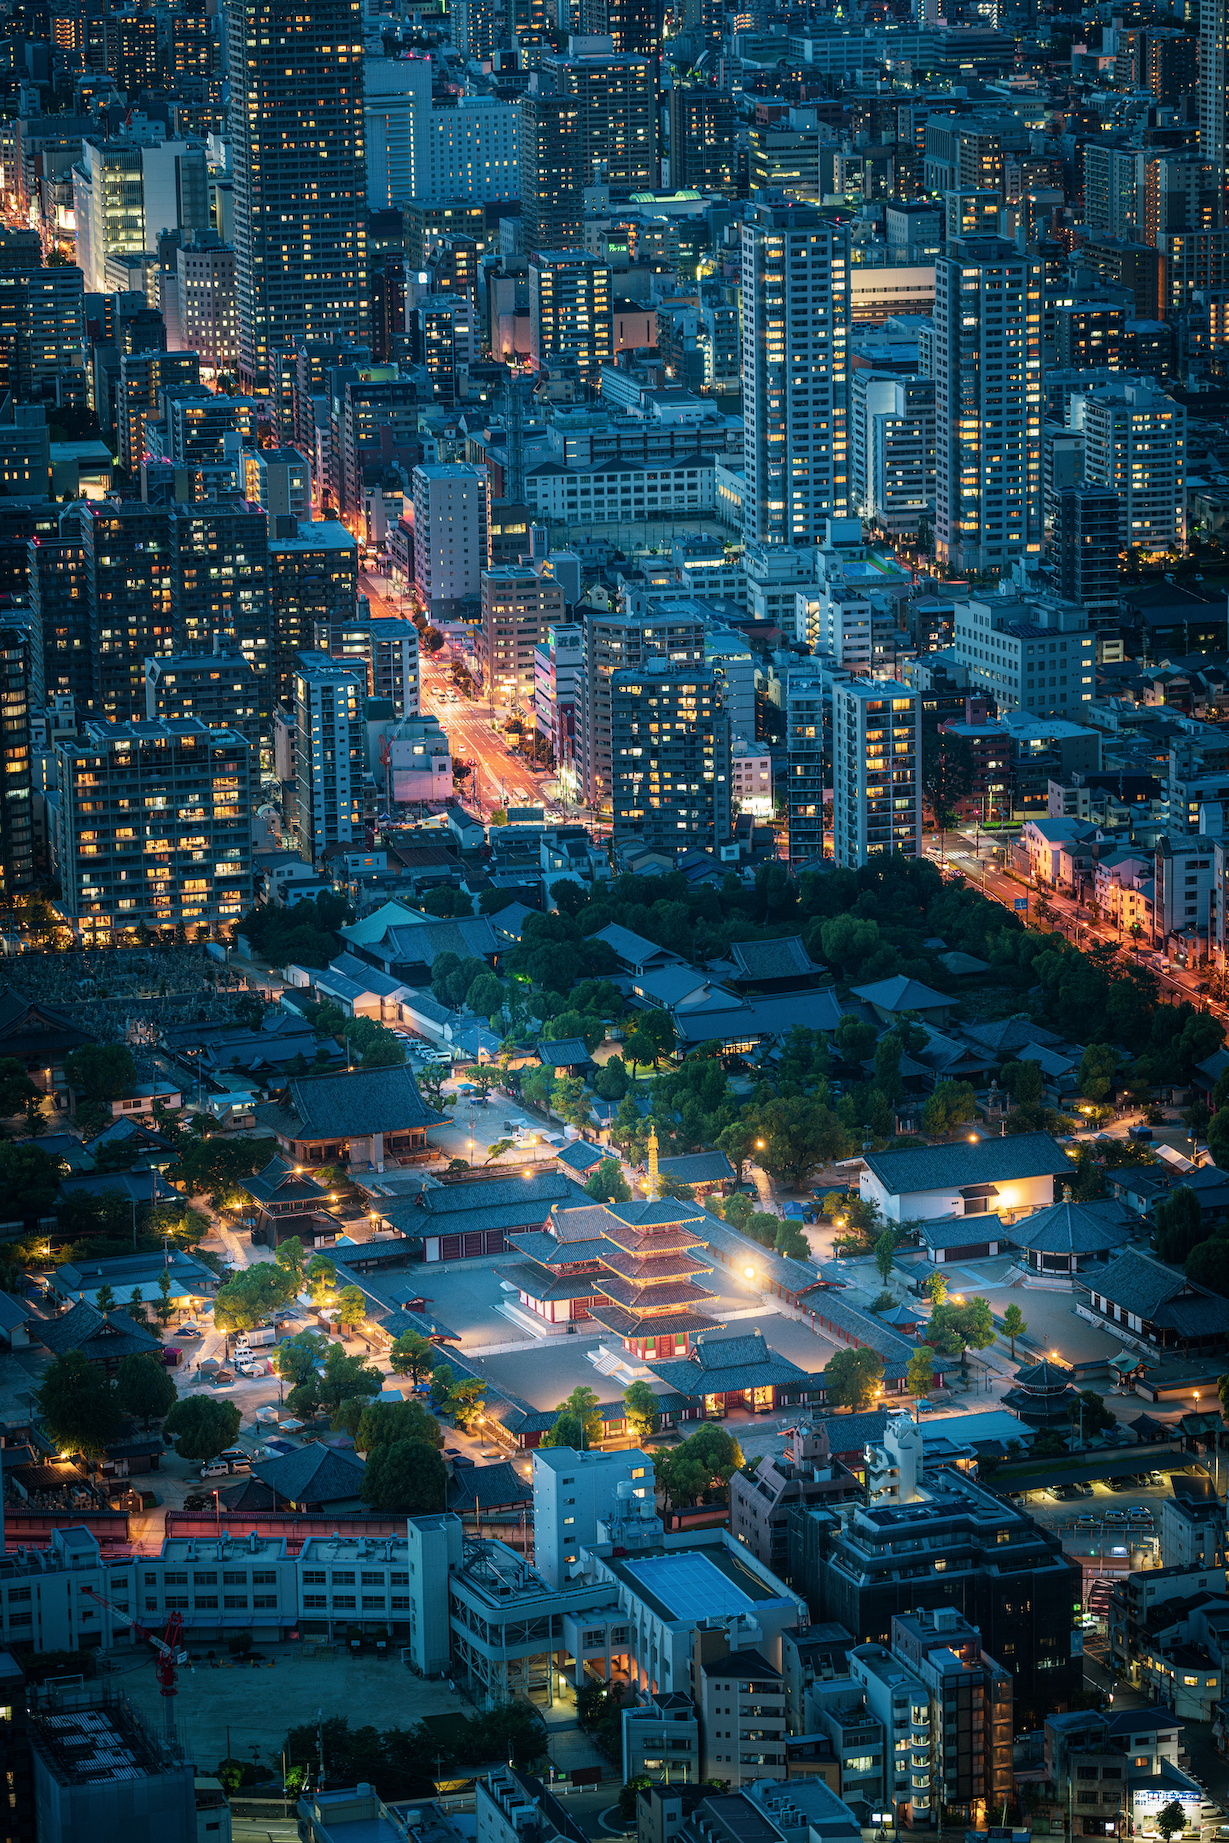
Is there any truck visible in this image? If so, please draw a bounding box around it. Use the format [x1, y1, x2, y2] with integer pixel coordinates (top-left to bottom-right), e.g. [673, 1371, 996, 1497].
[237, 1325, 277, 1348]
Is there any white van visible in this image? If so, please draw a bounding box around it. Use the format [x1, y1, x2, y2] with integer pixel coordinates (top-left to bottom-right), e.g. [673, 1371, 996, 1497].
[199, 1460, 230, 1479]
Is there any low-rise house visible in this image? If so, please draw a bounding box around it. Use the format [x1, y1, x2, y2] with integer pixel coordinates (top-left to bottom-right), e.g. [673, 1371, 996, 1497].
[1079, 1247, 1229, 1357]
[109, 1081, 182, 1119]
[861, 1132, 1073, 1224]
[248, 1440, 366, 1512]
[848, 976, 958, 1028]
[254, 1063, 446, 1170]
[49, 1251, 216, 1312]
[28, 1298, 167, 1372]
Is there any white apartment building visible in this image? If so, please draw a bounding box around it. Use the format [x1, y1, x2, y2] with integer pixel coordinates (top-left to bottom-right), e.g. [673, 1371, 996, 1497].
[523, 456, 714, 523]
[741, 203, 851, 547]
[746, 542, 818, 639]
[1071, 380, 1187, 554]
[933, 238, 1043, 573]
[850, 1643, 935, 1825]
[832, 678, 921, 867]
[412, 462, 490, 618]
[532, 1446, 655, 1587]
[732, 742, 773, 816]
[951, 590, 1094, 720]
[176, 236, 237, 376]
[294, 653, 363, 863]
[365, 58, 519, 209]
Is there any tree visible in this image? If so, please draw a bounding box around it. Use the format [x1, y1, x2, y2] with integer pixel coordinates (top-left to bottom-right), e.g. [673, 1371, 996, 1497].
[1185, 1236, 1229, 1296]
[276, 1330, 329, 1388]
[334, 1285, 367, 1332]
[611, 1096, 647, 1162]
[353, 1398, 442, 1453]
[1001, 1304, 1027, 1361]
[65, 1043, 137, 1103]
[750, 1094, 849, 1190]
[388, 1330, 436, 1383]
[428, 1363, 487, 1429]
[95, 1282, 116, 1315]
[928, 1297, 996, 1369]
[623, 1030, 656, 1078]
[360, 1439, 448, 1513]
[921, 728, 974, 846]
[906, 1346, 935, 1417]
[775, 1220, 810, 1260]
[715, 1122, 756, 1183]
[834, 1014, 878, 1064]
[619, 1779, 652, 1822]
[543, 1410, 585, 1448]
[163, 1395, 241, 1464]
[126, 1285, 146, 1323]
[213, 1262, 296, 1333]
[921, 1080, 979, 1136]
[1155, 1186, 1203, 1265]
[873, 1228, 896, 1286]
[36, 1350, 125, 1458]
[1078, 1043, 1120, 1104]
[653, 1424, 743, 1508]
[926, 1271, 948, 1307]
[1156, 1802, 1187, 1843]
[171, 1136, 266, 1205]
[1069, 1389, 1116, 1440]
[0, 1056, 37, 1119]
[2, 1142, 65, 1223]
[823, 1345, 883, 1411]
[623, 1380, 659, 1445]
[115, 1352, 177, 1429]
[595, 1058, 628, 1103]
[307, 1255, 337, 1306]
[274, 1236, 307, 1287]
[585, 1158, 631, 1203]
[556, 1385, 602, 1446]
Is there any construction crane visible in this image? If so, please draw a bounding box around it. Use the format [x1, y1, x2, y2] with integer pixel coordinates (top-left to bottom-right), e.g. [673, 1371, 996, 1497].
[83, 1588, 191, 1736]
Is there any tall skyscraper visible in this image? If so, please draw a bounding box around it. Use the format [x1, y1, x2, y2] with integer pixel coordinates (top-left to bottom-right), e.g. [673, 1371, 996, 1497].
[832, 679, 921, 869]
[294, 653, 363, 864]
[582, 0, 659, 56]
[669, 85, 734, 195]
[741, 203, 851, 548]
[1201, 0, 1228, 219]
[1055, 484, 1121, 632]
[580, 599, 706, 814]
[529, 251, 613, 383]
[549, 40, 657, 192]
[1071, 380, 1187, 555]
[933, 238, 1043, 574]
[517, 91, 584, 255]
[226, 0, 369, 394]
[609, 667, 730, 847]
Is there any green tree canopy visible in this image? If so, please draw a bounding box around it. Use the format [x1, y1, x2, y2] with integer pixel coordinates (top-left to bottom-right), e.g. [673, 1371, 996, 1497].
[353, 1398, 442, 1452]
[585, 1158, 631, 1202]
[623, 1380, 659, 1445]
[65, 1043, 137, 1102]
[213, 1262, 296, 1333]
[163, 1395, 241, 1464]
[36, 1350, 125, 1458]
[388, 1330, 436, 1382]
[823, 1344, 883, 1411]
[114, 1352, 177, 1429]
[360, 1439, 448, 1513]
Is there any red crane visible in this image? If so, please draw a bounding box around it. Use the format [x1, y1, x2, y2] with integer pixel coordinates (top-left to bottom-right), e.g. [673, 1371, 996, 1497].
[84, 1587, 191, 1735]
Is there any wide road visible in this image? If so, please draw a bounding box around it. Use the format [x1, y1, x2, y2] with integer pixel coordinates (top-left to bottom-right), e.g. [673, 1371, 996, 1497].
[936, 829, 1222, 1019]
[358, 565, 569, 824]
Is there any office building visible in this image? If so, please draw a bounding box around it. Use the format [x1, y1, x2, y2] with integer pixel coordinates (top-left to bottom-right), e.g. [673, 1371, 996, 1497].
[529, 251, 613, 384]
[788, 1431, 1081, 1718]
[365, 58, 517, 210]
[669, 86, 735, 195]
[1071, 381, 1187, 556]
[891, 1608, 1014, 1815]
[145, 646, 261, 755]
[609, 665, 731, 848]
[0, 266, 86, 403]
[582, 0, 658, 55]
[581, 599, 706, 814]
[412, 463, 489, 620]
[0, 626, 33, 899]
[481, 567, 565, 713]
[534, 622, 585, 799]
[532, 1446, 654, 1588]
[255, 447, 311, 527]
[175, 233, 238, 375]
[116, 349, 200, 476]
[551, 39, 656, 192]
[72, 132, 209, 296]
[1055, 485, 1121, 633]
[170, 500, 272, 720]
[952, 590, 1094, 720]
[51, 717, 252, 940]
[933, 239, 1043, 573]
[1201, 0, 1229, 217]
[294, 653, 363, 863]
[81, 502, 174, 723]
[452, 0, 494, 57]
[226, 0, 368, 393]
[29, 1687, 196, 1843]
[30, 536, 93, 712]
[311, 616, 420, 717]
[268, 518, 359, 706]
[854, 373, 935, 539]
[0, 1647, 33, 1843]
[517, 93, 584, 256]
[695, 1627, 788, 1788]
[831, 679, 920, 868]
[740, 204, 851, 547]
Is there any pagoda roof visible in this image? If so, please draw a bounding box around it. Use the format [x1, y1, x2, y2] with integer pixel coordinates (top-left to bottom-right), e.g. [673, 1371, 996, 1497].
[601, 1218, 712, 1254]
[586, 1302, 724, 1339]
[596, 1247, 713, 1282]
[595, 1275, 719, 1311]
[506, 1230, 610, 1266]
[504, 1262, 602, 1303]
[1012, 1358, 1076, 1394]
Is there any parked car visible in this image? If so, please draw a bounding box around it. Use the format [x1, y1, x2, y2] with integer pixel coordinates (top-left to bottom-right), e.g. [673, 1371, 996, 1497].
[1108, 1475, 1135, 1490]
[1052, 1484, 1080, 1500]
